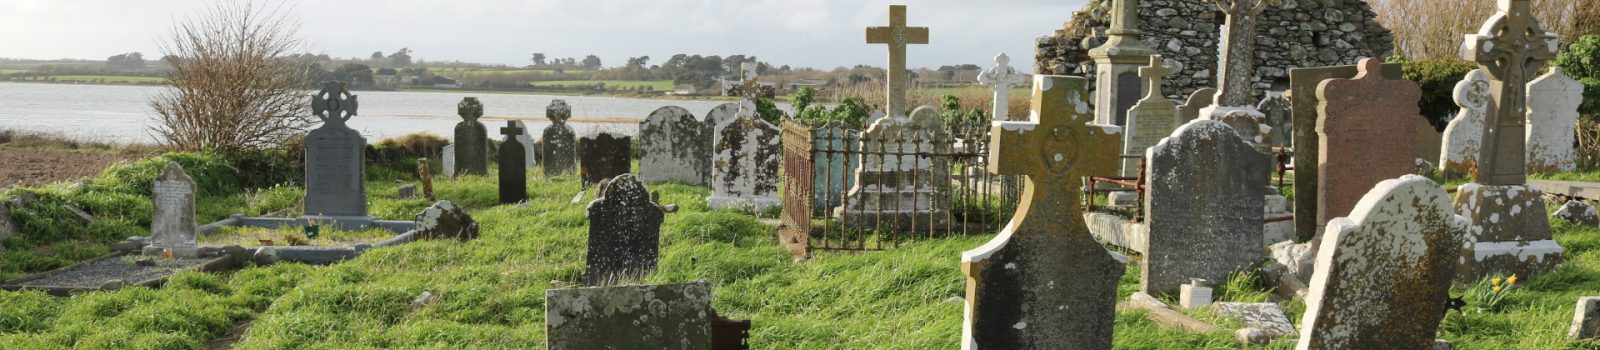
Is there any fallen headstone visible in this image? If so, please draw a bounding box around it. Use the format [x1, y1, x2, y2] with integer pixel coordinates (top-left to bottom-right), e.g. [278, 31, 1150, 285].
[1554, 200, 1599, 226]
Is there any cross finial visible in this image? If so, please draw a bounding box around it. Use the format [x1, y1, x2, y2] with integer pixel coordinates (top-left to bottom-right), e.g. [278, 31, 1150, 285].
[311, 81, 358, 125]
[866, 4, 929, 117]
[990, 75, 1119, 184]
[1137, 55, 1182, 100]
[1107, 0, 1145, 36]
[546, 100, 572, 125]
[501, 120, 524, 136]
[458, 97, 484, 122]
[979, 53, 1031, 121]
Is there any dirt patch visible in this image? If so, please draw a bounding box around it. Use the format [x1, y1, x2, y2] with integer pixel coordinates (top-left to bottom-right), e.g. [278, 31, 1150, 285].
[0, 147, 143, 188]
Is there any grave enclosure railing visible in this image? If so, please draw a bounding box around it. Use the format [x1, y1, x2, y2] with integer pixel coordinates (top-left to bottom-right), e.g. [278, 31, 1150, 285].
[780, 119, 1022, 251]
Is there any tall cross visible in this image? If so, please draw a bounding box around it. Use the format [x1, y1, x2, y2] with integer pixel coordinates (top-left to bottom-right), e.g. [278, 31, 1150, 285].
[501, 120, 524, 137]
[738, 62, 761, 102]
[458, 97, 483, 122]
[978, 53, 1030, 121]
[311, 81, 358, 126]
[1138, 55, 1181, 100]
[1207, 0, 1281, 107]
[1107, 0, 1145, 37]
[1464, 0, 1559, 185]
[866, 5, 928, 117]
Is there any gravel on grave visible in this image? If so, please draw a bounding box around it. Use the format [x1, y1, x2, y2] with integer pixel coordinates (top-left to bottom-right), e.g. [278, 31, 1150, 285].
[12, 256, 213, 288]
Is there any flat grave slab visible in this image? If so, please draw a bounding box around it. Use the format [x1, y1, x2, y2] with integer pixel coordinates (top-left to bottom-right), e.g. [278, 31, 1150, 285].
[2, 252, 234, 296]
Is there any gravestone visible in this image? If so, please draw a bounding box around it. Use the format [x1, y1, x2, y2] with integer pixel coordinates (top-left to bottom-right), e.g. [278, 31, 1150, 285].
[1178, 88, 1216, 123]
[583, 174, 664, 286]
[1258, 92, 1291, 149]
[836, 107, 951, 229]
[442, 144, 457, 178]
[702, 102, 740, 182]
[541, 100, 577, 177]
[1526, 68, 1582, 174]
[1121, 55, 1181, 178]
[1572, 296, 1600, 340]
[1414, 118, 1443, 168]
[150, 162, 198, 258]
[1289, 63, 1403, 241]
[512, 120, 536, 169]
[579, 132, 632, 186]
[1315, 59, 1422, 239]
[978, 53, 1030, 121]
[708, 100, 782, 211]
[499, 121, 528, 204]
[1440, 70, 1491, 179]
[452, 97, 489, 176]
[1086, 0, 1153, 127]
[810, 122, 860, 211]
[303, 81, 369, 220]
[545, 281, 712, 349]
[1144, 119, 1267, 296]
[639, 106, 710, 185]
[962, 75, 1123, 349]
[1297, 175, 1466, 350]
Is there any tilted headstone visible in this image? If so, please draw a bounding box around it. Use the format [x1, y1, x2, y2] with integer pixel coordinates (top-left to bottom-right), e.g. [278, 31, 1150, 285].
[962, 75, 1123, 349]
[583, 174, 664, 286]
[1315, 59, 1422, 237]
[1178, 88, 1216, 123]
[452, 97, 489, 176]
[1526, 67, 1582, 174]
[579, 132, 632, 186]
[545, 281, 712, 349]
[836, 106, 951, 229]
[1288, 63, 1403, 241]
[303, 81, 368, 219]
[639, 106, 710, 185]
[150, 162, 199, 258]
[1440, 70, 1491, 179]
[708, 100, 782, 211]
[1298, 175, 1466, 350]
[1144, 119, 1267, 296]
[1257, 92, 1291, 149]
[541, 100, 577, 177]
[1572, 296, 1600, 340]
[978, 53, 1030, 121]
[441, 144, 457, 178]
[1121, 55, 1182, 178]
[499, 121, 528, 204]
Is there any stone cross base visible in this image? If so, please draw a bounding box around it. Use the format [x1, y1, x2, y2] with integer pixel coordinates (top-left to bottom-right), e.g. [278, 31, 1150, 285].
[1453, 184, 1566, 281]
[1459, 240, 1565, 282]
[835, 167, 950, 230]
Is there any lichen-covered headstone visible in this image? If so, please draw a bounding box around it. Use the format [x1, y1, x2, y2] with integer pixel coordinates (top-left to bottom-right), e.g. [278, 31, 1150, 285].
[452, 97, 489, 176]
[1297, 175, 1466, 350]
[962, 75, 1123, 349]
[413, 200, 478, 240]
[1571, 296, 1600, 340]
[499, 121, 528, 204]
[639, 106, 709, 185]
[1289, 63, 1403, 242]
[303, 81, 368, 219]
[541, 100, 577, 177]
[1315, 58, 1421, 239]
[1526, 68, 1582, 174]
[1440, 70, 1491, 179]
[1144, 120, 1267, 295]
[584, 174, 664, 286]
[545, 281, 712, 349]
[1178, 88, 1216, 123]
[150, 162, 198, 258]
[707, 100, 781, 212]
[579, 132, 632, 186]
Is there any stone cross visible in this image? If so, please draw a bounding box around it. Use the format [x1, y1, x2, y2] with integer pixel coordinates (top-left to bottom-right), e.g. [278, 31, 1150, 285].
[1138, 55, 1180, 100]
[1463, 0, 1559, 185]
[303, 81, 368, 219]
[499, 120, 528, 204]
[1206, 0, 1281, 107]
[962, 75, 1122, 349]
[866, 5, 928, 117]
[977, 53, 1029, 121]
[311, 81, 357, 126]
[458, 97, 483, 122]
[501, 122, 524, 142]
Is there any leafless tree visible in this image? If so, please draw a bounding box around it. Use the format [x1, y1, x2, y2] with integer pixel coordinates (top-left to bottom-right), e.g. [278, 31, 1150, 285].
[150, 1, 314, 151]
[1367, 0, 1577, 60]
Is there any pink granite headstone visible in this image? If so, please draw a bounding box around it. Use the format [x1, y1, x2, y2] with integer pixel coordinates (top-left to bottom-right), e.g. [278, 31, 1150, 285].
[1315, 58, 1423, 235]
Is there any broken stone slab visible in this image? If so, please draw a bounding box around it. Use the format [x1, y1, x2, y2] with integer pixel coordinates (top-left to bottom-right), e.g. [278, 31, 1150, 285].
[412, 200, 478, 240]
[545, 281, 714, 349]
[1262, 262, 1309, 300]
[1554, 200, 1599, 226]
[1123, 292, 1222, 333]
[1570, 296, 1600, 339]
[397, 183, 417, 199]
[1216, 302, 1296, 345]
[63, 204, 95, 224]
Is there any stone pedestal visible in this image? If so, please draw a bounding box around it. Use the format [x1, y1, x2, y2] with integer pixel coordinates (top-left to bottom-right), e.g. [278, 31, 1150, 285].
[1452, 184, 1565, 281]
[1179, 280, 1212, 309]
[836, 109, 950, 230]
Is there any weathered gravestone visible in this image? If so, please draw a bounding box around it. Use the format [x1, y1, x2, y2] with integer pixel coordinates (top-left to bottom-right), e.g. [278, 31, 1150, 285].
[1526, 67, 1582, 174]
[1454, 0, 1565, 281]
[149, 162, 199, 258]
[1297, 175, 1466, 350]
[701, 102, 741, 185]
[1440, 70, 1491, 179]
[836, 107, 951, 229]
[1572, 296, 1600, 340]
[639, 106, 710, 185]
[541, 100, 577, 177]
[708, 100, 782, 211]
[1289, 62, 1404, 241]
[579, 132, 632, 186]
[304, 81, 369, 220]
[1316, 58, 1422, 239]
[1121, 55, 1182, 178]
[545, 281, 712, 349]
[1414, 118, 1443, 170]
[512, 120, 536, 169]
[1144, 119, 1267, 296]
[583, 174, 664, 286]
[978, 53, 1030, 121]
[961, 75, 1123, 349]
[441, 144, 457, 178]
[452, 97, 489, 176]
[499, 121, 528, 204]
[1178, 88, 1217, 123]
[1258, 92, 1291, 149]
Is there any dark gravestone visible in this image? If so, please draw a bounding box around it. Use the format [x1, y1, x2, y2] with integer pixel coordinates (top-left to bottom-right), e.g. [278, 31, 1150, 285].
[1144, 120, 1268, 296]
[1288, 63, 1402, 242]
[583, 174, 664, 286]
[452, 97, 489, 176]
[579, 132, 633, 186]
[304, 81, 368, 219]
[545, 281, 713, 349]
[1115, 71, 1141, 126]
[1178, 88, 1217, 123]
[1257, 93, 1291, 148]
[541, 100, 577, 177]
[499, 121, 528, 204]
[639, 106, 709, 185]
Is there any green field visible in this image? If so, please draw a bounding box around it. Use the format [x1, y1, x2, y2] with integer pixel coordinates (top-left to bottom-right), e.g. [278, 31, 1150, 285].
[429, 68, 567, 79]
[0, 150, 1595, 348]
[42, 75, 167, 84]
[527, 80, 675, 90]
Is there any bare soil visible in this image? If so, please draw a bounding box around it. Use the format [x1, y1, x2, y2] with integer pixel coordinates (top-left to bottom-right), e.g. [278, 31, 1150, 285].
[0, 147, 144, 188]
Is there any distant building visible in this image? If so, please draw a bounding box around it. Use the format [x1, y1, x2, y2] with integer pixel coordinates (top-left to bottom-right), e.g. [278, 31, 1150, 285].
[673, 84, 699, 95]
[422, 76, 460, 88]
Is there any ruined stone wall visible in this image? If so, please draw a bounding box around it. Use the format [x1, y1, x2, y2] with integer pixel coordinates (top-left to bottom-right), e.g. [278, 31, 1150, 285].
[1036, 0, 1394, 102]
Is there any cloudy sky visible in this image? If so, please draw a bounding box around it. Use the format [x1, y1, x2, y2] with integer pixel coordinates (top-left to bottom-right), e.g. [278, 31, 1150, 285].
[0, 0, 1089, 72]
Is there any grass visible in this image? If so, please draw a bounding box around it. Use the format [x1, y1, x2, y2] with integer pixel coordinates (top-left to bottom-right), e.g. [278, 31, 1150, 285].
[0, 150, 1598, 348]
[199, 226, 398, 248]
[527, 80, 675, 91]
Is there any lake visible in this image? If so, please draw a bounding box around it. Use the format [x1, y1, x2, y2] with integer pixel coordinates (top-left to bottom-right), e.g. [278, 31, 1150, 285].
[0, 82, 767, 144]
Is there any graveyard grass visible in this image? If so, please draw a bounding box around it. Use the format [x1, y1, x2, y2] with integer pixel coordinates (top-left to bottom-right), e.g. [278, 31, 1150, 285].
[2, 152, 1599, 348]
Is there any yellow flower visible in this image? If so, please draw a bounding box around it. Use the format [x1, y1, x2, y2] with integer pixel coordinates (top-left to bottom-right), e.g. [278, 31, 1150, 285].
[1493, 286, 1503, 293]
[1491, 277, 1503, 286]
[1507, 275, 1518, 285]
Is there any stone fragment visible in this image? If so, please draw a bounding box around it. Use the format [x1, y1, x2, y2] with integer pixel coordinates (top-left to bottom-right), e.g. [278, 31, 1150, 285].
[413, 200, 478, 240]
[545, 281, 713, 350]
[1216, 302, 1296, 345]
[1570, 296, 1600, 339]
[1554, 200, 1600, 226]
[1179, 279, 1212, 309]
[396, 183, 416, 199]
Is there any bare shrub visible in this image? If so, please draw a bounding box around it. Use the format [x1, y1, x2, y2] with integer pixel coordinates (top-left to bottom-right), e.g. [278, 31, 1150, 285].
[150, 1, 314, 151]
[1367, 0, 1577, 60]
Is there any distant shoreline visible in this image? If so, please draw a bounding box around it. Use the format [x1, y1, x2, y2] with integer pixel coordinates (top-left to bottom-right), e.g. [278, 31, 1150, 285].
[0, 79, 751, 102]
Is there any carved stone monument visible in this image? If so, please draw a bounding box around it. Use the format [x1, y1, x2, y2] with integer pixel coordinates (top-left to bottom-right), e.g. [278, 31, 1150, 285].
[452, 97, 489, 176]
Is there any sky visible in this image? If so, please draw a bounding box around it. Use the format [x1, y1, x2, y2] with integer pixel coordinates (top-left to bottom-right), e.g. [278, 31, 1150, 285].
[0, 0, 1088, 73]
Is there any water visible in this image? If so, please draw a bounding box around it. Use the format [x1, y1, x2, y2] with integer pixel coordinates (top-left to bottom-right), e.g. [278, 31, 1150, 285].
[0, 82, 763, 144]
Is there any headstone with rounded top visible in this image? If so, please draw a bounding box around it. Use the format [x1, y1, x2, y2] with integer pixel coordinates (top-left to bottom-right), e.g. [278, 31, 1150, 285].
[453, 97, 489, 176]
[1526, 67, 1582, 174]
[639, 106, 709, 185]
[541, 100, 577, 177]
[1144, 119, 1267, 296]
[583, 174, 665, 286]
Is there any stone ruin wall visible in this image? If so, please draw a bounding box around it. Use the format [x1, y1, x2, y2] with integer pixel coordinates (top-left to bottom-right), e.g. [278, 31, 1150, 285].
[1037, 0, 1395, 103]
